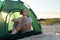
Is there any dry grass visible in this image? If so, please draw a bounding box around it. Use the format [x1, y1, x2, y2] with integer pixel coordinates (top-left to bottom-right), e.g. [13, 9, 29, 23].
[39, 18, 60, 25]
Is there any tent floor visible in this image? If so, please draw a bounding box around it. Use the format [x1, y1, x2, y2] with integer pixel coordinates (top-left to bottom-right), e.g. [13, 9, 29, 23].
[0, 30, 42, 40]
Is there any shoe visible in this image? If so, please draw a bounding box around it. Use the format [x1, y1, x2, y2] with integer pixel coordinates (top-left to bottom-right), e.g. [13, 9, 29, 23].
[11, 30, 17, 34]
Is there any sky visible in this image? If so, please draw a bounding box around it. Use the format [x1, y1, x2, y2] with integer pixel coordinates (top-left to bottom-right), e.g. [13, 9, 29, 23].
[21, 0, 60, 19]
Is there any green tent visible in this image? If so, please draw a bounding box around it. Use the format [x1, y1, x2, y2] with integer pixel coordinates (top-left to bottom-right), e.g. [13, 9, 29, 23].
[0, 0, 42, 39]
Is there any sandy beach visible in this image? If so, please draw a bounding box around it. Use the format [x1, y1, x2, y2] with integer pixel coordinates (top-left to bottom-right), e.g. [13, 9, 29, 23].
[17, 23, 60, 40]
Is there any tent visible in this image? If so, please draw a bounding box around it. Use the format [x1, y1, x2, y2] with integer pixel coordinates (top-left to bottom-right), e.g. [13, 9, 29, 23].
[0, 0, 42, 39]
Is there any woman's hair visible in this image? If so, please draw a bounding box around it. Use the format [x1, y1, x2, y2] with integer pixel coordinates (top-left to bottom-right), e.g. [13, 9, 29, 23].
[20, 9, 27, 14]
[20, 9, 29, 16]
[20, 9, 24, 14]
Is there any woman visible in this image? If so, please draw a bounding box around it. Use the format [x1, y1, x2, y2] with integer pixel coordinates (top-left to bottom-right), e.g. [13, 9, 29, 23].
[11, 9, 32, 34]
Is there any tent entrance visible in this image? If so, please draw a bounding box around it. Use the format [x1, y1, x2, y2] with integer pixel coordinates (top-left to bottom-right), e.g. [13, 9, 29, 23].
[6, 10, 33, 34]
[7, 11, 22, 31]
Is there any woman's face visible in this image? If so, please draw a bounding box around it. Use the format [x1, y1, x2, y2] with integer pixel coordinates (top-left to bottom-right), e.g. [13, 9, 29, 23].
[22, 10, 28, 16]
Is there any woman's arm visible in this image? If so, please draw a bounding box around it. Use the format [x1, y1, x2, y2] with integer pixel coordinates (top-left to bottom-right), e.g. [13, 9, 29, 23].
[25, 17, 32, 30]
[26, 22, 32, 30]
[12, 18, 20, 22]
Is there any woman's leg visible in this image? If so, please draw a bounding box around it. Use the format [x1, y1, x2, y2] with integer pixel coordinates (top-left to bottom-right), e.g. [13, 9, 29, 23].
[15, 22, 22, 32]
[11, 22, 22, 34]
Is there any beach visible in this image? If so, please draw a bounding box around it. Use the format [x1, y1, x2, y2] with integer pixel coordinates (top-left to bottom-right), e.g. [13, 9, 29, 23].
[17, 23, 60, 40]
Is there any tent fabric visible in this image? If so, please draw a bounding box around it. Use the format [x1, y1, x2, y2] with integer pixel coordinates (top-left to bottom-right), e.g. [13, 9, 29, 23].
[0, 1, 42, 38]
